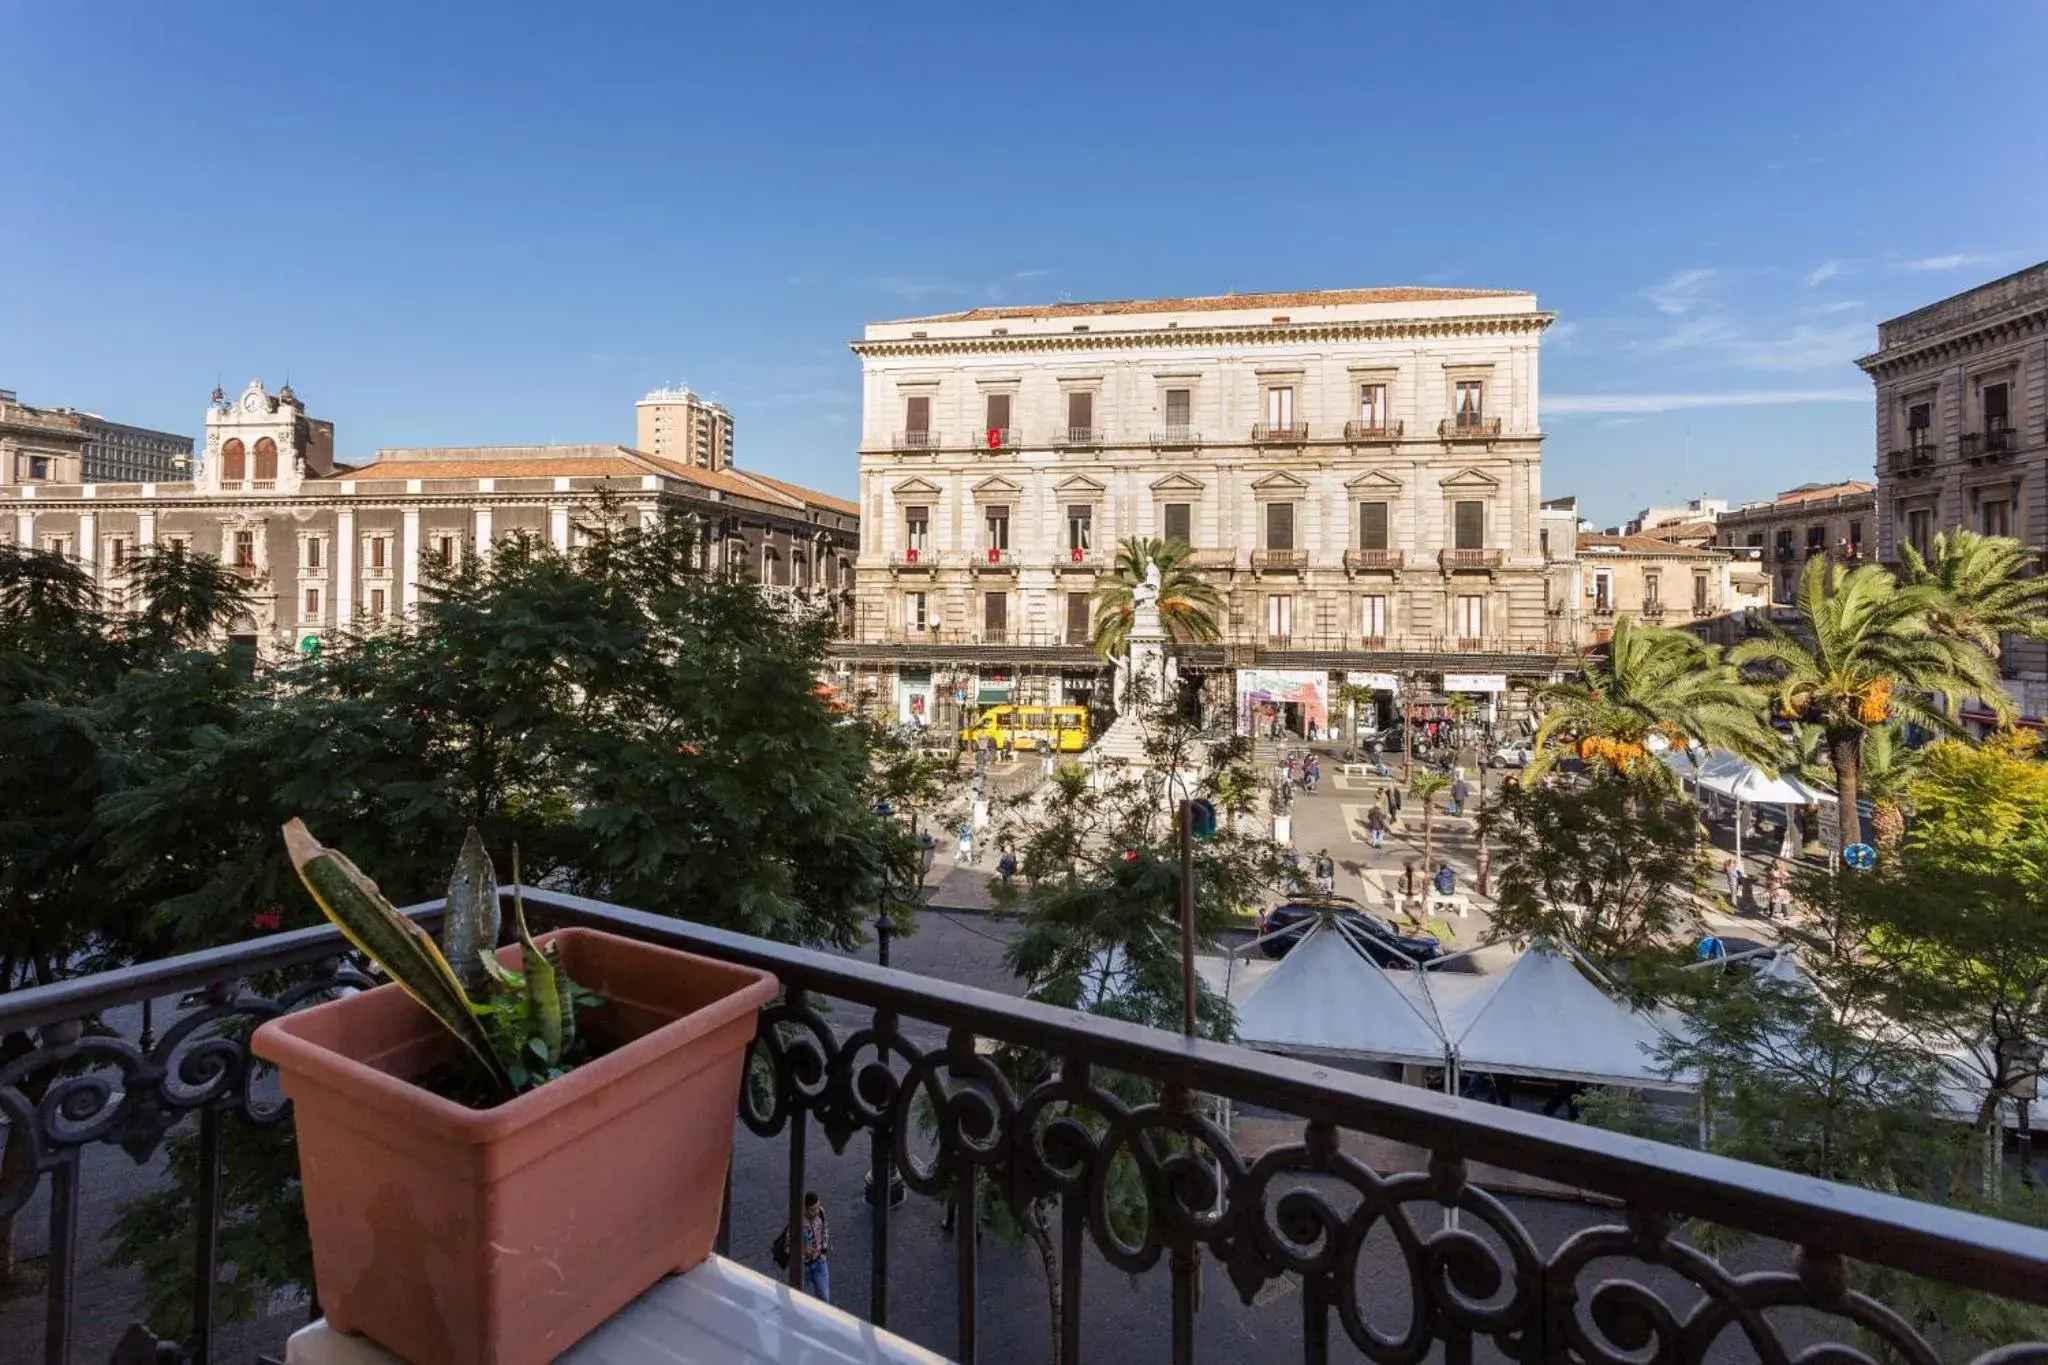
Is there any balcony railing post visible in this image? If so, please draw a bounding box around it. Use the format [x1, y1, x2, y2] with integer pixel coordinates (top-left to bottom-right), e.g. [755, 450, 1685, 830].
[869, 1008, 899, 1330]
[190, 1104, 225, 1364]
[42, 1151, 79, 1365]
[785, 989, 809, 1293]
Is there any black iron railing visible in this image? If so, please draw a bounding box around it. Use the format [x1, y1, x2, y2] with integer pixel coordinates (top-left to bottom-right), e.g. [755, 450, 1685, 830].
[5, 890, 2048, 1365]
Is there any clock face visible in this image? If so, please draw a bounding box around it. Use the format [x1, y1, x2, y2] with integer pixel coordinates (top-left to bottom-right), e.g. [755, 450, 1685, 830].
[243, 393, 262, 413]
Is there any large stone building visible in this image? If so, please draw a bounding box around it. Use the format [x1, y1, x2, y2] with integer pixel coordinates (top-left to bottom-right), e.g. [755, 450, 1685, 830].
[836, 287, 1562, 736]
[1713, 481, 1877, 606]
[636, 386, 735, 471]
[2, 382, 857, 655]
[0, 387, 194, 484]
[1859, 261, 2047, 724]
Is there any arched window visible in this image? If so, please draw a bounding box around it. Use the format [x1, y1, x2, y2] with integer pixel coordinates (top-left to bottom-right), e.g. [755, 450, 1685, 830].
[253, 437, 278, 482]
[220, 438, 246, 482]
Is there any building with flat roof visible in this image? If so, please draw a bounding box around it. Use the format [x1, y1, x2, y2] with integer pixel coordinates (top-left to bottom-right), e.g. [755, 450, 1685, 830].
[841, 286, 1561, 737]
[1713, 481, 1876, 606]
[636, 386, 734, 471]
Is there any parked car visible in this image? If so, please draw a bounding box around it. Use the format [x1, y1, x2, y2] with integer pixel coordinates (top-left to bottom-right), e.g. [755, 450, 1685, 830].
[1491, 738, 1535, 769]
[1257, 897, 1442, 967]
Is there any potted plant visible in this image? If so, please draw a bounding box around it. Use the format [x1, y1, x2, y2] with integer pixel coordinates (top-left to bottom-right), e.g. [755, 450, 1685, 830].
[253, 820, 778, 1365]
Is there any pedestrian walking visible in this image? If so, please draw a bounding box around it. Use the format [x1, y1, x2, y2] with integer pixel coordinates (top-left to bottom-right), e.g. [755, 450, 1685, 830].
[1449, 777, 1469, 816]
[1389, 785, 1403, 820]
[1364, 806, 1387, 850]
[1723, 857, 1743, 908]
[996, 848, 1017, 886]
[957, 824, 975, 866]
[798, 1191, 831, 1302]
[1315, 850, 1336, 894]
[1767, 865, 1792, 921]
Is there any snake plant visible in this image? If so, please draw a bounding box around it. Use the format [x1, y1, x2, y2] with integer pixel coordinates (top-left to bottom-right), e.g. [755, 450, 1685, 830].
[283, 819, 591, 1101]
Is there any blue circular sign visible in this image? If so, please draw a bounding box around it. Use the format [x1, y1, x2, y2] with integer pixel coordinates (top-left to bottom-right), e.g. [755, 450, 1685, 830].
[1844, 842, 1876, 871]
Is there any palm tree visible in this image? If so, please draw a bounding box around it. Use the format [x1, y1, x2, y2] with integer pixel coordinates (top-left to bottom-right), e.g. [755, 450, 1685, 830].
[1089, 537, 1224, 661]
[1334, 682, 1378, 748]
[1900, 528, 2048, 654]
[1409, 770, 1451, 876]
[1528, 617, 1778, 782]
[1733, 556, 2006, 860]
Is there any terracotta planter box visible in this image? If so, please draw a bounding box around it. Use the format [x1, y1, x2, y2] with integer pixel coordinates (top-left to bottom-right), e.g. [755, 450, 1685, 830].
[253, 927, 778, 1365]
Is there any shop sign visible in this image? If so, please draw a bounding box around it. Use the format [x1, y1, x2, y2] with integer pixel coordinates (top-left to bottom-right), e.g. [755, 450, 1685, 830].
[1442, 673, 1507, 693]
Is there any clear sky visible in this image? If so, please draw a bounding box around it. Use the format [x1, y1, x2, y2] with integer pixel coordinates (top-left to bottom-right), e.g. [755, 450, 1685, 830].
[4, 1, 2043, 526]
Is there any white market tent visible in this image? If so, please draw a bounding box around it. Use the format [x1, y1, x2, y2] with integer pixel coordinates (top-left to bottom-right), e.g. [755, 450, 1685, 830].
[1230, 923, 1448, 1067]
[1662, 747, 1836, 860]
[1429, 942, 1695, 1091]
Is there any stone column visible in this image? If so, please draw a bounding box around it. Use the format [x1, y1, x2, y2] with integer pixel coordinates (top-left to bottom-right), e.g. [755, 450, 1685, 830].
[550, 505, 570, 550]
[78, 512, 96, 577]
[138, 512, 156, 547]
[473, 506, 492, 561]
[333, 509, 355, 620]
[401, 508, 421, 612]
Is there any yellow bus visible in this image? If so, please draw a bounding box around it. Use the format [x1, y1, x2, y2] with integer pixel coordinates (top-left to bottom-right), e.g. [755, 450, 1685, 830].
[961, 704, 1090, 753]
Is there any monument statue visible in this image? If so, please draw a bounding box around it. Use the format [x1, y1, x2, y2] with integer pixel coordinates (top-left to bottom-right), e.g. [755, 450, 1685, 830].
[1131, 559, 1162, 630]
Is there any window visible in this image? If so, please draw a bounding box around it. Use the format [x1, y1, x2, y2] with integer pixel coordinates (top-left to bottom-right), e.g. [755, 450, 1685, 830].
[1455, 595, 1484, 641]
[1066, 391, 1093, 440]
[983, 591, 1007, 640]
[220, 439, 246, 482]
[1359, 501, 1389, 551]
[1746, 532, 1764, 549]
[1644, 571, 1661, 607]
[1907, 401, 1932, 447]
[1266, 594, 1293, 642]
[1774, 529, 1794, 559]
[985, 393, 1011, 438]
[1593, 571, 1613, 612]
[305, 536, 324, 570]
[40, 534, 71, 558]
[1358, 383, 1387, 429]
[1453, 500, 1484, 550]
[1066, 591, 1091, 644]
[165, 535, 189, 555]
[1162, 502, 1191, 544]
[252, 437, 278, 482]
[1848, 520, 1863, 550]
[1984, 381, 2011, 432]
[1164, 388, 1191, 432]
[1264, 501, 1294, 551]
[1693, 572, 1709, 611]
[906, 591, 929, 633]
[369, 536, 389, 571]
[1454, 380, 1485, 426]
[369, 588, 387, 617]
[1067, 504, 1093, 554]
[1360, 594, 1388, 641]
[904, 506, 929, 552]
[234, 530, 256, 568]
[26, 455, 49, 480]
[1982, 498, 2012, 537]
[984, 505, 1010, 552]
[304, 586, 322, 619]
[109, 537, 128, 569]
[1265, 386, 1294, 431]
[904, 395, 930, 438]
[1806, 524, 1825, 550]
[433, 534, 458, 565]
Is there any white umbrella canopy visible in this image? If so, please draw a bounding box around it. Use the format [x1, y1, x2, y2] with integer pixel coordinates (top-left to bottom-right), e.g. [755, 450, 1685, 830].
[1663, 747, 1836, 806]
[1231, 922, 1448, 1066]
[1432, 943, 1695, 1090]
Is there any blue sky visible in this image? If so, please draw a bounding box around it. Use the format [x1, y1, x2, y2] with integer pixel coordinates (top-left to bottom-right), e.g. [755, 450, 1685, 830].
[4, 1, 2044, 526]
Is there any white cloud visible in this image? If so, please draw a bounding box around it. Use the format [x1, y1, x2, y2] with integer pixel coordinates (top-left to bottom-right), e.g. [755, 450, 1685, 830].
[1648, 314, 1741, 352]
[1012, 268, 1054, 280]
[1804, 260, 1842, 287]
[1641, 268, 1715, 315]
[1728, 323, 1869, 370]
[1899, 253, 1995, 272]
[1546, 389, 1868, 416]
[1804, 299, 1864, 315]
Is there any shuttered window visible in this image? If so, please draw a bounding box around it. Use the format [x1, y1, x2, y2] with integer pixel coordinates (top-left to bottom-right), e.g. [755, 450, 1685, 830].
[1359, 501, 1389, 551]
[1164, 389, 1191, 426]
[986, 393, 1010, 433]
[905, 395, 930, 433]
[1067, 391, 1093, 435]
[1265, 502, 1294, 551]
[1066, 592, 1091, 643]
[1453, 501, 1484, 550]
[1162, 502, 1191, 543]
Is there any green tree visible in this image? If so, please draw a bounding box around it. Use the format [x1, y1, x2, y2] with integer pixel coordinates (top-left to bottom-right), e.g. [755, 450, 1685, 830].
[1900, 528, 2048, 655]
[1734, 556, 2006, 861]
[1407, 769, 1451, 876]
[1334, 680, 1377, 747]
[1530, 617, 1776, 782]
[1088, 536, 1223, 660]
[1480, 770, 1702, 986]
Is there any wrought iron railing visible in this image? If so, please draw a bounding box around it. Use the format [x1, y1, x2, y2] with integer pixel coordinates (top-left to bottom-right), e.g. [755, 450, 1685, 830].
[1250, 423, 1309, 443]
[1343, 548, 1404, 572]
[1149, 426, 1203, 446]
[1249, 548, 1307, 572]
[1342, 420, 1403, 441]
[1438, 547, 1504, 571]
[4, 890, 2048, 1365]
[894, 430, 940, 450]
[1439, 416, 1503, 439]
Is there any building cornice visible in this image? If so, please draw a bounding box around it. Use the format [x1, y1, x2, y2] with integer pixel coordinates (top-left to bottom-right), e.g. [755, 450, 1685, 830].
[1855, 300, 2048, 377]
[850, 312, 1556, 360]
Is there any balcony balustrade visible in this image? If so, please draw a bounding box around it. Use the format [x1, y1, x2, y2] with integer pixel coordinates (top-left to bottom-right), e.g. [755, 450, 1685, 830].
[892, 430, 940, 451]
[897, 546, 934, 570]
[1438, 547, 1503, 572]
[970, 546, 1016, 571]
[1249, 548, 1307, 573]
[977, 427, 1018, 450]
[1149, 425, 1203, 446]
[1890, 443, 1938, 475]
[1053, 427, 1105, 448]
[1439, 415, 1503, 440]
[1342, 548, 1404, 573]
[6, 891, 2045, 1365]
[1185, 548, 1239, 571]
[1250, 423, 1309, 443]
[1964, 425, 2019, 461]
[1054, 545, 1102, 571]
[1342, 420, 1403, 441]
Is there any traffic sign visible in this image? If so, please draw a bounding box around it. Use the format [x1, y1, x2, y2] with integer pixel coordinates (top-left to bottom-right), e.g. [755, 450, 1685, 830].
[1844, 842, 1876, 871]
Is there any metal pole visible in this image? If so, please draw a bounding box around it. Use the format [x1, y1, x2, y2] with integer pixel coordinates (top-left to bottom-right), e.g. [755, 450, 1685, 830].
[1179, 799, 1197, 1040]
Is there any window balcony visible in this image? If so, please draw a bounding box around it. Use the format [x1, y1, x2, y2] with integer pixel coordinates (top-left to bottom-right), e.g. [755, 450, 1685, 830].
[1438, 547, 1503, 572]
[1251, 423, 1309, 444]
[1889, 444, 1938, 476]
[1964, 425, 2019, 463]
[1641, 601, 1666, 620]
[892, 430, 940, 451]
[1054, 545, 1102, 571]
[1053, 427, 1106, 448]
[970, 546, 1016, 572]
[1250, 548, 1307, 573]
[976, 427, 1019, 450]
[1439, 416, 1503, 440]
[1343, 420, 1403, 442]
[1343, 548, 1404, 573]
[11, 890, 2041, 1365]
[1149, 425, 1203, 447]
[896, 546, 934, 571]
[1186, 547, 1238, 571]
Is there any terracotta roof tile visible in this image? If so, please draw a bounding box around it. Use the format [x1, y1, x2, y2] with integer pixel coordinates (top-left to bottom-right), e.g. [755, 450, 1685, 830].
[1771, 481, 1874, 505]
[332, 458, 652, 481]
[897, 287, 1524, 324]
[1578, 532, 1720, 557]
[736, 470, 860, 517]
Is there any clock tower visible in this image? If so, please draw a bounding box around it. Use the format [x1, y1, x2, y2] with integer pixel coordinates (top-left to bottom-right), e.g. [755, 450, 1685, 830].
[196, 381, 335, 494]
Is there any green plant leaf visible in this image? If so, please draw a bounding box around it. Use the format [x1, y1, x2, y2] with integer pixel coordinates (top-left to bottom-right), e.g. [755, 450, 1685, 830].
[442, 825, 502, 997]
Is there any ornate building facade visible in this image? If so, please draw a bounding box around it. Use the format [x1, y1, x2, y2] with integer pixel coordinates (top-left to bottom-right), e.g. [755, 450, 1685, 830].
[1859, 261, 2047, 726]
[0, 387, 194, 485]
[1, 382, 858, 654]
[837, 288, 1562, 735]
